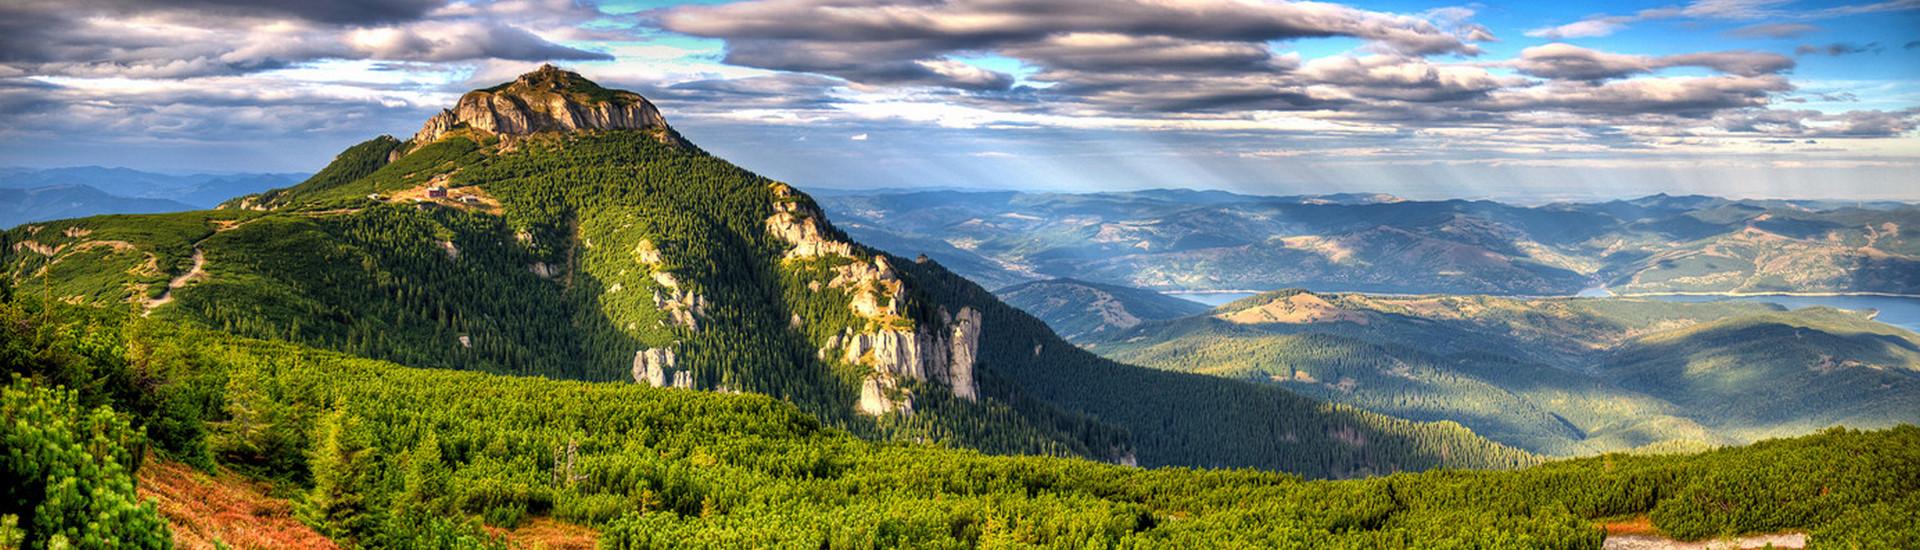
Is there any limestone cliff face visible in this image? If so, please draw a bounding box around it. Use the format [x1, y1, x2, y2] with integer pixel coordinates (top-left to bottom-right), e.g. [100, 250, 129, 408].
[648, 271, 705, 331]
[766, 183, 982, 414]
[633, 347, 691, 389]
[831, 305, 982, 414]
[630, 238, 703, 389]
[411, 64, 670, 148]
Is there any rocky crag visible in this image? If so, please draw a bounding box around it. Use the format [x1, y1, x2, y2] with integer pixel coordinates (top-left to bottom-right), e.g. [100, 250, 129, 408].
[412, 64, 672, 148]
[765, 183, 981, 415]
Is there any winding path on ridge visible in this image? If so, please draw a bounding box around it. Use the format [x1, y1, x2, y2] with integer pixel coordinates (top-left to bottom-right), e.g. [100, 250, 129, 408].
[140, 210, 363, 314]
[143, 247, 204, 314]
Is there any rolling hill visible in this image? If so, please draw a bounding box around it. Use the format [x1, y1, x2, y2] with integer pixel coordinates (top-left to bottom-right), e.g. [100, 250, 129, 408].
[1084, 289, 1920, 456]
[0, 166, 302, 209]
[996, 278, 1209, 340]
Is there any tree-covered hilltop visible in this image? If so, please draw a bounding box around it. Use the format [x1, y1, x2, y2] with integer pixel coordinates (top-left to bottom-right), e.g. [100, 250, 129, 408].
[4, 303, 1917, 548]
[1091, 289, 1920, 456]
[3, 67, 1536, 477]
[996, 278, 1209, 341]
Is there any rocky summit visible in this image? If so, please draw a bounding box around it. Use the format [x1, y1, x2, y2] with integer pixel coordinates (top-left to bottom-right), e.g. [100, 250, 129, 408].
[411, 64, 670, 147]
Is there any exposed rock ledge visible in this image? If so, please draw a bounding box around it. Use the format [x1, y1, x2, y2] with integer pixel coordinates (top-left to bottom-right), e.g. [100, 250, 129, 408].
[835, 306, 983, 415]
[765, 183, 982, 414]
[411, 64, 669, 148]
[633, 347, 691, 389]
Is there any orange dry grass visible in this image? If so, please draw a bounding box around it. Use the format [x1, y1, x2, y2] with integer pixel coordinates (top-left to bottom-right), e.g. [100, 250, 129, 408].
[1599, 514, 1660, 536]
[487, 517, 600, 550]
[137, 459, 340, 550]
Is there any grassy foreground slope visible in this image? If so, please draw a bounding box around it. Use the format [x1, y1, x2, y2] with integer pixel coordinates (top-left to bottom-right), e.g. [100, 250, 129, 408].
[4, 303, 1918, 548]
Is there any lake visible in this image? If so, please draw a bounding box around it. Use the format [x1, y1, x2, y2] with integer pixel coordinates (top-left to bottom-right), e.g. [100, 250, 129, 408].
[1168, 291, 1260, 307]
[1642, 294, 1920, 335]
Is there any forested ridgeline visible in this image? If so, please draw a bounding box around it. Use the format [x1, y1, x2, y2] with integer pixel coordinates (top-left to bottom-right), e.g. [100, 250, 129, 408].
[897, 260, 1537, 475]
[3, 303, 1917, 548]
[6, 127, 1543, 477]
[995, 278, 1211, 341]
[1092, 290, 1920, 458]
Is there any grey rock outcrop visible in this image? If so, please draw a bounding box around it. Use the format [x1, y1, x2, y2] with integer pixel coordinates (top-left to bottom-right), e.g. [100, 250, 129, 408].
[411, 64, 670, 147]
[841, 306, 982, 415]
[633, 347, 691, 389]
[762, 182, 983, 415]
[946, 307, 981, 401]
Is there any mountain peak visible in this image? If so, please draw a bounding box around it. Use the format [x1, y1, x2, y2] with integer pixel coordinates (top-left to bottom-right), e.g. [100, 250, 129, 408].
[497, 64, 605, 95]
[410, 64, 670, 147]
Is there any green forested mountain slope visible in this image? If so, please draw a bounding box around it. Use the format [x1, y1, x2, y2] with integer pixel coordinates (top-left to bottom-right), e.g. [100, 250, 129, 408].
[895, 260, 1532, 475]
[2, 66, 1531, 478]
[997, 278, 1209, 340]
[1092, 290, 1920, 456]
[1604, 312, 1920, 439]
[5, 303, 1917, 548]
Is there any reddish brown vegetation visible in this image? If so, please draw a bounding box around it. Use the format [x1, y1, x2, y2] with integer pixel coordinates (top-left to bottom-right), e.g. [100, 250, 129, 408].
[1601, 514, 1660, 536]
[487, 517, 599, 550]
[136, 459, 340, 550]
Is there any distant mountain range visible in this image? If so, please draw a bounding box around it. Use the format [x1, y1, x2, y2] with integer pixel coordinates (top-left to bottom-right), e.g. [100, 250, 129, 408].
[1006, 280, 1920, 456]
[0, 166, 303, 227]
[817, 189, 1920, 296]
[0, 185, 196, 229]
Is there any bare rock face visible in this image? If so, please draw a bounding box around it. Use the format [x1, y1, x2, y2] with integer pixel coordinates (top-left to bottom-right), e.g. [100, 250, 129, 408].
[839, 305, 982, 415]
[859, 375, 912, 416]
[411, 64, 670, 147]
[528, 262, 560, 279]
[646, 271, 705, 331]
[764, 182, 984, 415]
[633, 347, 691, 389]
[845, 307, 981, 396]
[946, 306, 982, 401]
[765, 185, 857, 259]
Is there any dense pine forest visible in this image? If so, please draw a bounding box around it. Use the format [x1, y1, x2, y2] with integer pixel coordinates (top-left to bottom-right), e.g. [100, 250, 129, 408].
[4, 302, 1918, 548]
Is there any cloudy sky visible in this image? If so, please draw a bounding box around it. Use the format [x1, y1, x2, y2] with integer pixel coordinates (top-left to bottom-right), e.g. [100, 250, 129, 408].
[1, 0, 1917, 201]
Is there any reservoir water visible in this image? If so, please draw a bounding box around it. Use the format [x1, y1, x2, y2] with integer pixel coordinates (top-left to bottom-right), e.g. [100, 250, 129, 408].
[1168, 291, 1260, 307]
[1642, 294, 1920, 335]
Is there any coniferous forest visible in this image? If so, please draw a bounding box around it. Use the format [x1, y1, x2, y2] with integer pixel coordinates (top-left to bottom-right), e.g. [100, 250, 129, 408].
[4, 302, 1917, 548]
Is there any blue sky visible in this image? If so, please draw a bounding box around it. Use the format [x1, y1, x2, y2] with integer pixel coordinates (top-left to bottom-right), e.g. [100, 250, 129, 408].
[0, 0, 1916, 201]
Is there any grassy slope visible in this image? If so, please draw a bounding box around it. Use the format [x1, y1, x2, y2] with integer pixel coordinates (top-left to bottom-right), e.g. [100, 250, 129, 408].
[136, 460, 341, 550]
